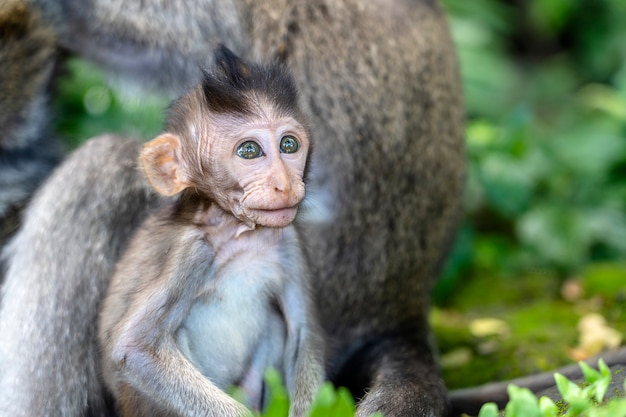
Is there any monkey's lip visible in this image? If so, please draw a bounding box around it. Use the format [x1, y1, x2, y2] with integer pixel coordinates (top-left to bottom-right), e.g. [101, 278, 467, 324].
[249, 206, 299, 227]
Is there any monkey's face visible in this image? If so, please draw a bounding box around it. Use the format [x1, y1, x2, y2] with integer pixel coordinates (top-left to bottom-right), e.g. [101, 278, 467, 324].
[209, 114, 310, 228]
[140, 111, 310, 229]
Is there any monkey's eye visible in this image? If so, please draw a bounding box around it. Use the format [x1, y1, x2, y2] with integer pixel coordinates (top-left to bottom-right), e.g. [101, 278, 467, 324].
[237, 141, 263, 159]
[279, 135, 300, 154]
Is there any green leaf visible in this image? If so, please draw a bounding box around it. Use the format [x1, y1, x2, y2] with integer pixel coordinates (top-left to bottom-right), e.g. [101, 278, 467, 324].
[580, 361, 602, 384]
[310, 383, 337, 414]
[599, 399, 626, 417]
[566, 396, 593, 416]
[262, 369, 289, 417]
[582, 360, 611, 403]
[577, 360, 612, 404]
[539, 396, 558, 417]
[555, 373, 582, 401]
[505, 385, 541, 417]
[332, 387, 357, 416]
[478, 402, 499, 417]
[597, 359, 611, 379]
[309, 383, 358, 417]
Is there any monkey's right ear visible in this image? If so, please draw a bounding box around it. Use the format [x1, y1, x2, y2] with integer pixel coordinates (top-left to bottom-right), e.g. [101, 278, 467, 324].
[140, 133, 190, 196]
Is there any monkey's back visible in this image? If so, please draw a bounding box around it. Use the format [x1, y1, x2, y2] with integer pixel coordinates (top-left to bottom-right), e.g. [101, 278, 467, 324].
[270, 0, 465, 363]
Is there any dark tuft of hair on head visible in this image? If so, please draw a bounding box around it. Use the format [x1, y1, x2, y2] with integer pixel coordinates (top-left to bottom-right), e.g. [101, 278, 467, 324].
[200, 44, 300, 117]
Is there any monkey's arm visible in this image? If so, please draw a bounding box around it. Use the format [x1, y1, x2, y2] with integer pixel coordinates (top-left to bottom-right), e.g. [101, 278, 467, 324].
[101, 227, 252, 417]
[279, 275, 326, 417]
[0, 135, 159, 417]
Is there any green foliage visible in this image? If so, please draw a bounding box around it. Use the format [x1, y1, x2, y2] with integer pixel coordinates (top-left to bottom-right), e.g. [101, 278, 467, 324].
[307, 384, 361, 417]
[53, 59, 168, 148]
[252, 369, 377, 417]
[256, 363, 626, 417]
[260, 369, 290, 417]
[437, 0, 626, 300]
[476, 360, 626, 417]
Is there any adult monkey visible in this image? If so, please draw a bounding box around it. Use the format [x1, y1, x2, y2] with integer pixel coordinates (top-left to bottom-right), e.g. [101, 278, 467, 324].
[0, 1, 465, 417]
[0, 0, 62, 251]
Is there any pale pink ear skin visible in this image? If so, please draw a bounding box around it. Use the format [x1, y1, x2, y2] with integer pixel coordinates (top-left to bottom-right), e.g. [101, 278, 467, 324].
[140, 133, 190, 196]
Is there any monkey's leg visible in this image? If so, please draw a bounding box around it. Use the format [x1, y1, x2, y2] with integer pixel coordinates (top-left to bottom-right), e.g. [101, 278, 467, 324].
[334, 334, 448, 417]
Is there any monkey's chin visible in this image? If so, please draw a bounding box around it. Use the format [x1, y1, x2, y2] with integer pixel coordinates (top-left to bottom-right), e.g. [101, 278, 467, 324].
[249, 207, 299, 228]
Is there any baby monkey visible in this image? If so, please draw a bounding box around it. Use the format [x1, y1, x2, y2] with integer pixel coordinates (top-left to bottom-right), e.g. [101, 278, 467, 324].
[98, 45, 325, 417]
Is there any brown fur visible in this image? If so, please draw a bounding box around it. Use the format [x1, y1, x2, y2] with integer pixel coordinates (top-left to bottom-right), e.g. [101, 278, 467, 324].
[0, 0, 62, 249]
[0, 1, 465, 416]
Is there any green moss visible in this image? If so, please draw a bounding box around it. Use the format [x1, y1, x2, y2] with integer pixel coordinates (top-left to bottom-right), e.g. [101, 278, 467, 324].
[444, 270, 561, 313]
[435, 300, 579, 389]
[432, 266, 625, 390]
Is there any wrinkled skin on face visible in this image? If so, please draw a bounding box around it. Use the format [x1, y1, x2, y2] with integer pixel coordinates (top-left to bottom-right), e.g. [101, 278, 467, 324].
[208, 113, 309, 229]
[141, 111, 310, 230]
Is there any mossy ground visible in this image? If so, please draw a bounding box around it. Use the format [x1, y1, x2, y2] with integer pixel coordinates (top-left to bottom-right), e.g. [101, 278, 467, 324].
[432, 262, 626, 390]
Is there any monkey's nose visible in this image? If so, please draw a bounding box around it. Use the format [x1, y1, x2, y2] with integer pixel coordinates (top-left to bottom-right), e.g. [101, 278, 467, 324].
[274, 182, 290, 193]
[271, 171, 292, 194]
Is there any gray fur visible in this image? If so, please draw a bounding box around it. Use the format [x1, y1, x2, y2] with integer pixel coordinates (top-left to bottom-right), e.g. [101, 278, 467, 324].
[0, 1, 465, 416]
[0, 136, 165, 416]
[100, 208, 324, 417]
[0, 0, 62, 251]
[98, 54, 324, 417]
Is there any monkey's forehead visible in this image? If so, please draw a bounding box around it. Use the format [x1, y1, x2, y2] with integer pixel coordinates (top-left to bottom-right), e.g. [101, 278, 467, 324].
[205, 112, 308, 136]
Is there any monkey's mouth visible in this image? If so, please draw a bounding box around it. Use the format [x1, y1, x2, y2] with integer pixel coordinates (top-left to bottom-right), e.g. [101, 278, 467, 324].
[248, 206, 299, 227]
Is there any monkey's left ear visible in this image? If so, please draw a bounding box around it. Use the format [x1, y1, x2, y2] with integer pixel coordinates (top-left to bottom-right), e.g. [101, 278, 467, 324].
[140, 134, 191, 196]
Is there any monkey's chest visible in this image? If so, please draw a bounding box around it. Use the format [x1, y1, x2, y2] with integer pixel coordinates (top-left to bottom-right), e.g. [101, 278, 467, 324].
[174, 250, 287, 402]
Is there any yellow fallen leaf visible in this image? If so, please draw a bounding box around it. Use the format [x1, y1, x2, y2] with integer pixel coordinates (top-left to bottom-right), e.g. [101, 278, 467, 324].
[440, 347, 473, 369]
[569, 313, 623, 360]
[469, 318, 509, 338]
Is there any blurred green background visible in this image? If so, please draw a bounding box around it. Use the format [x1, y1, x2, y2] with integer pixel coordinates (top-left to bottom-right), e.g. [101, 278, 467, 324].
[437, 0, 626, 298]
[436, 0, 626, 389]
[52, 0, 626, 389]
